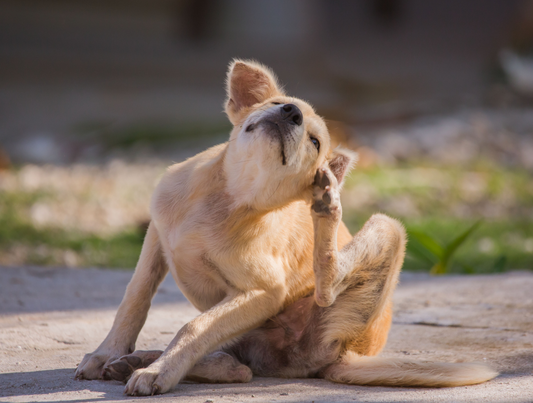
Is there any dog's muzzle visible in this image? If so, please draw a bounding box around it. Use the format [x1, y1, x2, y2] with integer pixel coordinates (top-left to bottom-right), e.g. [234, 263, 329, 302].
[257, 104, 304, 165]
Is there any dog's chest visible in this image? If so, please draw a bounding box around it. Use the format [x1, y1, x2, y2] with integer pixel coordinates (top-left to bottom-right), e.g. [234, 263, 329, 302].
[162, 219, 286, 311]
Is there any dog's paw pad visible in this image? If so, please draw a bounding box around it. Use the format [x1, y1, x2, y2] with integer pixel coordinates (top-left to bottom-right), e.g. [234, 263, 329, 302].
[312, 168, 340, 217]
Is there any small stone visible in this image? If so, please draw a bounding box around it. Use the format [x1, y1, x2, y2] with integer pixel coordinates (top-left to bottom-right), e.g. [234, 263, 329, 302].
[280, 393, 288, 396]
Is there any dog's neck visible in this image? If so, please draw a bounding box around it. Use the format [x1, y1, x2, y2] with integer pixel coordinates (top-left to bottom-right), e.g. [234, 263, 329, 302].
[222, 143, 309, 213]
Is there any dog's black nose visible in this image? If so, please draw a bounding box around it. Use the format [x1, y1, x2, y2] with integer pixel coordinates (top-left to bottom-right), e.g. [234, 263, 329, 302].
[280, 104, 303, 126]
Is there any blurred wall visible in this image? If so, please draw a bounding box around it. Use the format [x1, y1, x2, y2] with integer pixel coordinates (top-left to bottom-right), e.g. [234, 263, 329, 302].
[0, 0, 527, 162]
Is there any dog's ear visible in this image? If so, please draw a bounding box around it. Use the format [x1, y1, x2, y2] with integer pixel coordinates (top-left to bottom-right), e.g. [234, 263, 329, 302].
[327, 147, 358, 186]
[225, 59, 284, 124]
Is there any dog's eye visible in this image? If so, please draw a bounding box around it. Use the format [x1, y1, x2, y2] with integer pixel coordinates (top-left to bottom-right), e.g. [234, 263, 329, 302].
[272, 102, 281, 105]
[310, 136, 320, 151]
[245, 124, 254, 132]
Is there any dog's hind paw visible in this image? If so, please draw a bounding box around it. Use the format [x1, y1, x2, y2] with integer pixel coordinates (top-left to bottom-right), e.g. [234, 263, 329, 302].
[75, 353, 108, 380]
[75, 350, 126, 380]
[311, 166, 341, 218]
[104, 350, 163, 383]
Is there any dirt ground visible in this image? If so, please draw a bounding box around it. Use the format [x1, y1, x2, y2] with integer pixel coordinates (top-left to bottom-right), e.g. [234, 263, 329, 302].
[1, 266, 532, 403]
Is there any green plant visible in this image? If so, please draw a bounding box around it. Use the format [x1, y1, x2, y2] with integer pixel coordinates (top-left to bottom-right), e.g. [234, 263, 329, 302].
[407, 221, 482, 275]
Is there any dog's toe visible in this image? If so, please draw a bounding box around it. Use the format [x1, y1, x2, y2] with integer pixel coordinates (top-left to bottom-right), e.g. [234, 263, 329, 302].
[105, 350, 163, 383]
[75, 352, 112, 380]
[124, 368, 170, 396]
[104, 358, 135, 382]
[314, 168, 331, 190]
[318, 169, 331, 189]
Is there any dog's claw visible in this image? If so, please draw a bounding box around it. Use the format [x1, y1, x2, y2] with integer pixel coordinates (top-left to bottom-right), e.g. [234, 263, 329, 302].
[152, 384, 161, 395]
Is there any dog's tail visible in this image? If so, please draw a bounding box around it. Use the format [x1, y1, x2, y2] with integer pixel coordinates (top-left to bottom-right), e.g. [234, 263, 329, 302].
[323, 352, 498, 387]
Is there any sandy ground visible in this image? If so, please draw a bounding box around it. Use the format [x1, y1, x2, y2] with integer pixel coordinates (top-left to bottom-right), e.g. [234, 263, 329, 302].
[1, 266, 532, 403]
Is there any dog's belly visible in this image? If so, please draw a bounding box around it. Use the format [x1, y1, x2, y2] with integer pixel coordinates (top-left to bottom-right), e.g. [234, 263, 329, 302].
[226, 295, 341, 378]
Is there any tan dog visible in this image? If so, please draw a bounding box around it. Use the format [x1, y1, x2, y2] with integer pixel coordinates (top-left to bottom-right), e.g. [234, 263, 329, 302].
[75, 60, 497, 395]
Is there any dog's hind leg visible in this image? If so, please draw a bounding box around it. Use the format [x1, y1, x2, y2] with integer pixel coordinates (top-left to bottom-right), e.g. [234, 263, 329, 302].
[311, 168, 497, 386]
[75, 222, 168, 380]
[316, 219, 497, 387]
[185, 351, 253, 384]
[105, 350, 252, 384]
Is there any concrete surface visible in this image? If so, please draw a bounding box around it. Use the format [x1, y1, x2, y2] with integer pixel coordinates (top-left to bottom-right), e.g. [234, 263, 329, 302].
[0, 266, 532, 402]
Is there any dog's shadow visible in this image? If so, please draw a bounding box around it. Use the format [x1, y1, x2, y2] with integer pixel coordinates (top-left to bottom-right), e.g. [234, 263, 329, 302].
[0, 367, 399, 402]
[1, 368, 128, 402]
[2, 360, 529, 403]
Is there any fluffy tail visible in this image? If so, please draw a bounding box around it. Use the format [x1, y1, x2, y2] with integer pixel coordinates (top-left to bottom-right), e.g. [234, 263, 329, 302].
[323, 352, 498, 388]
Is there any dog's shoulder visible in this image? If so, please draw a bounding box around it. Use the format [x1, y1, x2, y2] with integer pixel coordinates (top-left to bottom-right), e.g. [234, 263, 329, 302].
[151, 142, 228, 224]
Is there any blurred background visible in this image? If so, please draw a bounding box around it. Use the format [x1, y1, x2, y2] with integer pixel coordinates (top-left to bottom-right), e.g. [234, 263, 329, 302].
[1, 0, 532, 273]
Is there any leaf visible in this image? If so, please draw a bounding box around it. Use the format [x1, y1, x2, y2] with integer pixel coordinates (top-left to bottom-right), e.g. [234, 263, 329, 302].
[406, 236, 438, 265]
[493, 255, 507, 272]
[430, 262, 447, 275]
[441, 220, 483, 268]
[459, 262, 476, 274]
[408, 230, 444, 259]
[407, 245, 437, 265]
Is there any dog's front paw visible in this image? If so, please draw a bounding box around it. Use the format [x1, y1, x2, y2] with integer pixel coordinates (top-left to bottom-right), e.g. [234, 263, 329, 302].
[124, 366, 172, 396]
[311, 166, 341, 218]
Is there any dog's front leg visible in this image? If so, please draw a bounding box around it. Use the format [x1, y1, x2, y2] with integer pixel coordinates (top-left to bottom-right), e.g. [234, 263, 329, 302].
[123, 287, 284, 395]
[75, 222, 168, 380]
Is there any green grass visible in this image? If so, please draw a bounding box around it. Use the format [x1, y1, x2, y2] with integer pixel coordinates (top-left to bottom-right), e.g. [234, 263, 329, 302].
[408, 220, 482, 275]
[344, 214, 533, 274]
[341, 162, 533, 273]
[0, 190, 144, 268]
[407, 218, 532, 273]
[0, 160, 531, 272]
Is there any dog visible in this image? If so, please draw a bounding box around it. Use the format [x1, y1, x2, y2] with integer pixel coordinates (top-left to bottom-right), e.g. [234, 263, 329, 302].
[75, 60, 498, 395]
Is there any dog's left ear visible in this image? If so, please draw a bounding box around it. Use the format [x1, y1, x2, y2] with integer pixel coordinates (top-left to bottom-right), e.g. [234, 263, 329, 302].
[225, 59, 284, 125]
[327, 147, 358, 186]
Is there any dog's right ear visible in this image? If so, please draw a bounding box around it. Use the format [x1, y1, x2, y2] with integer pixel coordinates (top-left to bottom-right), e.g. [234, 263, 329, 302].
[225, 59, 284, 125]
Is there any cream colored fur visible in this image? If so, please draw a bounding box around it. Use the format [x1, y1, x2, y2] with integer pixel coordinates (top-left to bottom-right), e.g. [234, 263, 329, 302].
[324, 352, 499, 387]
[74, 60, 498, 395]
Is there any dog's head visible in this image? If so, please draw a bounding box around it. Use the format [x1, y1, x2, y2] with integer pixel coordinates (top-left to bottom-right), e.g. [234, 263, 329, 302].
[223, 60, 357, 210]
